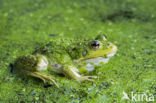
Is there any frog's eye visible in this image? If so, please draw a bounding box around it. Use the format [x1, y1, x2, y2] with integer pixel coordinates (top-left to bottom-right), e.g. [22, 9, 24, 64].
[91, 40, 100, 50]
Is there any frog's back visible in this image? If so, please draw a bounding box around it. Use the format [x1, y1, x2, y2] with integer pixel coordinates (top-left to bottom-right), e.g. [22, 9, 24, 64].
[32, 38, 93, 62]
[33, 40, 67, 55]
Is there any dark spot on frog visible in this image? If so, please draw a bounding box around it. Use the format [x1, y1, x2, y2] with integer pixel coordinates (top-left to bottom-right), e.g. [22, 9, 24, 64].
[72, 48, 77, 51]
[107, 43, 111, 47]
[103, 54, 108, 58]
[132, 55, 136, 59]
[55, 63, 58, 67]
[89, 96, 92, 99]
[82, 50, 88, 56]
[57, 73, 64, 77]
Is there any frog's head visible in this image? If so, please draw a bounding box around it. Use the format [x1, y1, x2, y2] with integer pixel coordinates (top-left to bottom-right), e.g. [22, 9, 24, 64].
[73, 34, 117, 72]
[78, 34, 117, 61]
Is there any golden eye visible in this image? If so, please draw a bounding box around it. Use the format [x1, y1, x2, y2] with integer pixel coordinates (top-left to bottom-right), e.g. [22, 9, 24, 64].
[91, 40, 100, 49]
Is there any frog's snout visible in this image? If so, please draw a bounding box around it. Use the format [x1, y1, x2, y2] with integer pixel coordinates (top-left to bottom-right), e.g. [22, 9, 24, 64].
[107, 43, 117, 58]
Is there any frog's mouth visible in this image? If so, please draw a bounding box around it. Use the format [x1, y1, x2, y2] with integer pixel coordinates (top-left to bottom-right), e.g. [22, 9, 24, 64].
[81, 43, 117, 61]
[80, 44, 117, 72]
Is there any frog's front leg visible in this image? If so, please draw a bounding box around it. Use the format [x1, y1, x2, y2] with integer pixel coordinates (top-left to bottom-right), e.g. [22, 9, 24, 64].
[62, 66, 97, 82]
[27, 71, 59, 88]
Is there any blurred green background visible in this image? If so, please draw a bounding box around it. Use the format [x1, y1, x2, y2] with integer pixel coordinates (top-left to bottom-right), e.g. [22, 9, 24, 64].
[0, 0, 155, 102]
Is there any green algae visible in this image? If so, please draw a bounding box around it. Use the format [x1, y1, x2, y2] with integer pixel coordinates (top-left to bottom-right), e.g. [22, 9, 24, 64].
[0, 0, 156, 102]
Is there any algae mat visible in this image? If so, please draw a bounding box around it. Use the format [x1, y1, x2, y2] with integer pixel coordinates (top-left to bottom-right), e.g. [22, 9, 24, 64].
[0, 0, 155, 103]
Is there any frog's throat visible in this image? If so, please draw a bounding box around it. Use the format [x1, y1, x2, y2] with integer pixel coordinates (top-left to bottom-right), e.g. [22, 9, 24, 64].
[84, 57, 110, 71]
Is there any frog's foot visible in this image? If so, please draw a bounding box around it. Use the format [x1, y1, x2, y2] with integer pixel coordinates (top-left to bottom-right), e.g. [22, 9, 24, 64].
[28, 72, 59, 88]
[79, 76, 94, 82]
[78, 76, 98, 82]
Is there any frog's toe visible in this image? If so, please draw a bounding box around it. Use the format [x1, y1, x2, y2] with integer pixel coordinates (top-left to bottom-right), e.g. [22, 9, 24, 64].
[83, 77, 94, 82]
[82, 76, 98, 82]
[41, 75, 59, 88]
[29, 72, 59, 88]
[85, 76, 98, 79]
[86, 78, 94, 82]
[83, 75, 99, 82]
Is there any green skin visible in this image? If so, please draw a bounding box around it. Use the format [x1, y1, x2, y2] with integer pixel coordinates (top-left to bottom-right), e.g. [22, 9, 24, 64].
[14, 34, 117, 88]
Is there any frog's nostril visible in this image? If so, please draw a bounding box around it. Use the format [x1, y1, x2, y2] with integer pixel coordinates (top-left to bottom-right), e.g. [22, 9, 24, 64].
[106, 42, 112, 47]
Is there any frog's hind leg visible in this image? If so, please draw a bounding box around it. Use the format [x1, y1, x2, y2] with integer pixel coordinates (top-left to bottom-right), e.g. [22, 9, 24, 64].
[28, 72, 59, 88]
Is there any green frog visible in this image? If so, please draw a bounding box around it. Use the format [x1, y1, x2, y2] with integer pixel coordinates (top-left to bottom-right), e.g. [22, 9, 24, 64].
[13, 34, 117, 88]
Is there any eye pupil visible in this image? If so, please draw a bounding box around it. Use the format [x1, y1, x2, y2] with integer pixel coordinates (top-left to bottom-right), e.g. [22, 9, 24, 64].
[92, 43, 99, 46]
[91, 40, 100, 49]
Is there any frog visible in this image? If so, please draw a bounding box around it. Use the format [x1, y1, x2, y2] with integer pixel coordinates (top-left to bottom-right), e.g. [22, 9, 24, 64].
[13, 34, 117, 88]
